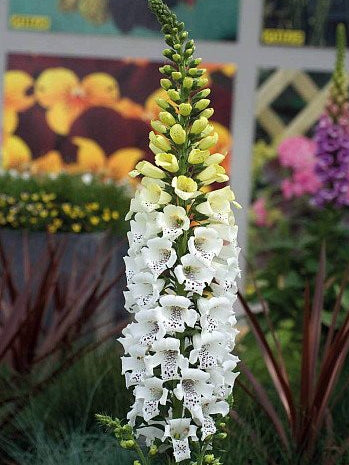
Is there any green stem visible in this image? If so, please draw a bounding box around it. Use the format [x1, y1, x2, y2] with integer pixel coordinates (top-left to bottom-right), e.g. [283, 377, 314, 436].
[134, 442, 150, 465]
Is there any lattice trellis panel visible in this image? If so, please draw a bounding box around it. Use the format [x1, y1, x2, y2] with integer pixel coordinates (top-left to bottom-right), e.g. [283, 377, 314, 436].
[256, 69, 331, 139]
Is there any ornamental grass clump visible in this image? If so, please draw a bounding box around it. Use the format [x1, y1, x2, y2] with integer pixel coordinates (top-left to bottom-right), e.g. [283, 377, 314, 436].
[98, 1, 241, 463]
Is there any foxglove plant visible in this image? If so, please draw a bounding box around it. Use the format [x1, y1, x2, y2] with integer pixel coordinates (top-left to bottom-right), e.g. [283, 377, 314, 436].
[98, 1, 240, 464]
[313, 23, 349, 207]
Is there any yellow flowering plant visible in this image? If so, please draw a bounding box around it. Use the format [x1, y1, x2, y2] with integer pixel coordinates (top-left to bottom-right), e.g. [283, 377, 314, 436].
[0, 172, 130, 234]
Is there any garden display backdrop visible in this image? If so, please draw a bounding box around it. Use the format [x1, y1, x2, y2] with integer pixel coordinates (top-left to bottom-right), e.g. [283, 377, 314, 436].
[4, 54, 234, 180]
[0, 0, 348, 464]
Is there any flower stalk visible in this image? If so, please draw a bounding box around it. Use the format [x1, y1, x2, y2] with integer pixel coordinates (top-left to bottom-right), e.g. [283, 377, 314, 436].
[100, 0, 241, 463]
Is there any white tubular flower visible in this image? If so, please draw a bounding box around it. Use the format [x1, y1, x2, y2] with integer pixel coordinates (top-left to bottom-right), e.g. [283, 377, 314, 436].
[157, 205, 190, 240]
[189, 331, 226, 369]
[193, 397, 230, 440]
[141, 237, 177, 278]
[174, 368, 213, 414]
[127, 211, 161, 251]
[126, 178, 171, 219]
[209, 357, 240, 399]
[212, 259, 240, 294]
[174, 254, 214, 295]
[136, 425, 164, 447]
[188, 227, 223, 266]
[145, 337, 185, 380]
[172, 176, 199, 201]
[163, 419, 198, 463]
[126, 272, 165, 311]
[196, 186, 240, 224]
[198, 296, 236, 333]
[121, 352, 148, 388]
[120, 310, 166, 353]
[134, 377, 169, 422]
[159, 295, 197, 333]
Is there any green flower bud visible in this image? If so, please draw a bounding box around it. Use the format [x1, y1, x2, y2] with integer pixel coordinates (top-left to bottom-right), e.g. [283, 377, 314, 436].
[185, 39, 195, 49]
[190, 116, 208, 134]
[200, 108, 214, 118]
[162, 64, 176, 75]
[197, 77, 209, 88]
[195, 88, 211, 99]
[134, 461, 141, 465]
[201, 124, 214, 137]
[199, 132, 218, 150]
[204, 455, 215, 464]
[126, 440, 135, 449]
[185, 48, 194, 57]
[183, 77, 194, 89]
[172, 53, 181, 62]
[188, 67, 200, 77]
[218, 422, 226, 429]
[120, 440, 128, 449]
[189, 58, 202, 67]
[160, 78, 172, 90]
[172, 71, 182, 81]
[170, 124, 186, 145]
[167, 89, 181, 102]
[180, 31, 188, 40]
[149, 445, 158, 456]
[159, 111, 176, 126]
[162, 48, 173, 59]
[156, 98, 170, 110]
[188, 148, 210, 164]
[174, 43, 181, 50]
[216, 432, 227, 440]
[179, 103, 192, 116]
[155, 152, 179, 173]
[151, 120, 168, 134]
[194, 99, 210, 111]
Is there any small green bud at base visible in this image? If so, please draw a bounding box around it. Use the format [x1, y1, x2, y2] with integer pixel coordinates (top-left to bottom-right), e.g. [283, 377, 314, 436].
[197, 77, 209, 88]
[179, 103, 192, 116]
[134, 461, 141, 465]
[149, 445, 158, 456]
[172, 53, 181, 62]
[194, 88, 211, 100]
[204, 455, 215, 464]
[163, 49, 173, 59]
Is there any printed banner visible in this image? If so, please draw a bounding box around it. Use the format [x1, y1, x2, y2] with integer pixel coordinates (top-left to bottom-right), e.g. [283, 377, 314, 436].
[262, 0, 349, 47]
[9, 0, 239, 41]
[3, 54, 235, 181]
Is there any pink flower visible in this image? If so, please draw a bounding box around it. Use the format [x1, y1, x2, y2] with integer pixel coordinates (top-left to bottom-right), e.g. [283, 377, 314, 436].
[252, 198, 268, 227]
[278, 136, 317, 171]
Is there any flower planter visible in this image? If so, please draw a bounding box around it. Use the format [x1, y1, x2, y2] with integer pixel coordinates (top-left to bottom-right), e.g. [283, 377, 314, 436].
[0, 228, 128, 330]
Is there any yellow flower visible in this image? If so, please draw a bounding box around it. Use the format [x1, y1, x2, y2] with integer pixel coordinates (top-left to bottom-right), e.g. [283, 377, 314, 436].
[4, 70, 35, 136]
[62, 203, 71, 214]
[3, 136, 31, 170]
[111, 211, 119, 220]
[53, 218, 63, 228]
[196, 164, 228, 185]
[30, 217, 38, 225]
[47, 224, 58, 234]
[72, 223, 82, 233]
[107, 148, 144, 181]
[35, 69, 119, 135]
[39, 210, 48, 218]
[20, 193, 30, 201]
[102, 210, 111, 222]
[50, 209, 59, 217]
[90, 216, 100, 226]
[31, 193, 39, 202]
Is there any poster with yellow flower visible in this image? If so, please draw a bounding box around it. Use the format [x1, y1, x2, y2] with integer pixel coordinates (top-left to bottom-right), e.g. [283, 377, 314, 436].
[3, 54, 235, 182]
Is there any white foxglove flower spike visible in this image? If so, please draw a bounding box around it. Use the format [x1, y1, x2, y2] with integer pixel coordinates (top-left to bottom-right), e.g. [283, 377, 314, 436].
[110, 1, 241, 463]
